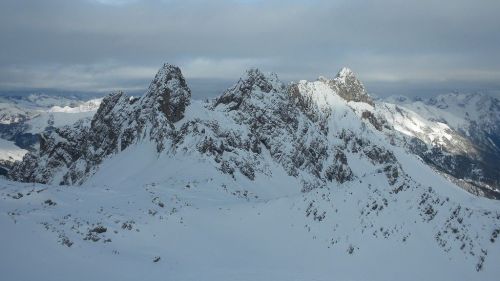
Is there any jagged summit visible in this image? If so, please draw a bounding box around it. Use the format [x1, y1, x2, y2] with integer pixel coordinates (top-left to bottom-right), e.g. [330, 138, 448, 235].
[143, 63, 191, 122]
[335, 67, 356, 80]
[330, 67, 373, 105]
[9, 63, 193, 184]
[315, 67, 373, 106]
[239, 68, 279, 93]
[214, 68, 284, 110]
[9, 63, 500, 197]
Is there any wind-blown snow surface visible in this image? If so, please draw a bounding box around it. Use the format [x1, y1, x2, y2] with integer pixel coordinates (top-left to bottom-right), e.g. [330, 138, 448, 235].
[1, 146, 500, 281]
[0, 138, 27, 162]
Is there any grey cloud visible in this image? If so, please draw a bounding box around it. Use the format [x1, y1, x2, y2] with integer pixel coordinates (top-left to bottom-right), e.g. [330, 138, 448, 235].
[0, 0, 499, 97]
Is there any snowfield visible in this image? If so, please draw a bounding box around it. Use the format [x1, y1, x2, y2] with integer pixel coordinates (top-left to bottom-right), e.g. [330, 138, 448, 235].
[0, 138, 27, 162]
[2, 139, 500, 281]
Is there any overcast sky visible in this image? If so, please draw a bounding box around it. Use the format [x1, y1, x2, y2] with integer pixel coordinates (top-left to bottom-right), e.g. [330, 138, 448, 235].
[1, 0, 499, 98]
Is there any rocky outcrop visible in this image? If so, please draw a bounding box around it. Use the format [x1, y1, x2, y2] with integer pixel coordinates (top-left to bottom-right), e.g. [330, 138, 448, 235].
[10, 64, 191, 184]
[214, 68, 280, 110]
[143, 63, 191, 122]
[10, 65, 405, 191]
[325, 68, 374, 105]
[9, 63, 496, 200]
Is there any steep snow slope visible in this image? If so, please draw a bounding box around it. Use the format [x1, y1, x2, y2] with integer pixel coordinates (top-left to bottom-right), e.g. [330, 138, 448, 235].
[372, 103, 470, 153]
[4, 64, 500, 280]
[383, 92, 500, 158]
[385, 92, 500, 132]
[378, 93, 500, 197]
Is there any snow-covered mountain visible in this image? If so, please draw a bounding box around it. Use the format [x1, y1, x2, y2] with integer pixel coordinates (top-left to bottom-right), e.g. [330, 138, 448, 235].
[0, 93, 99, 109]
[0, 94, 102, 128]
[381, 93, 500, 198]
[0, 94, 102, 174]
[2, 64, 500, 280]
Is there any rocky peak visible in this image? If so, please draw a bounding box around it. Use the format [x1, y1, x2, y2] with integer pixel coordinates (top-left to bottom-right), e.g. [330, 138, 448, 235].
[142, 63, 191, 122]
[214, 68, 284, 110]
[91, 92, 129, 125]
[336, 67, 356, 80]
[329, 67, 373, 105]
[9, 63, 498, 199]
[8, 63, 193, 184]
[244, 68, 281, 93]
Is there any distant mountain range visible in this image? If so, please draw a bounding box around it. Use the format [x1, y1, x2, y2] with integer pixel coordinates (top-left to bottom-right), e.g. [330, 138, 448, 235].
[0, 94, 102, 174]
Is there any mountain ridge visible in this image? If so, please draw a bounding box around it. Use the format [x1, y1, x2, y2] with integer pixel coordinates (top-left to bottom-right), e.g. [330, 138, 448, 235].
[2, 63, 500, 278]
[8, 64, 500, 199]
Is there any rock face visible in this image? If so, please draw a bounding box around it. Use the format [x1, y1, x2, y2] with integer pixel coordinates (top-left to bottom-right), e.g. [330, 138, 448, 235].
[9, 63, 190, 184]
[144, 63, 191, 122]
[214, 68, 279, 110]
[325, 68, 374, 105]
[10, 65, 402, 191]
[8, 63, 499, 199]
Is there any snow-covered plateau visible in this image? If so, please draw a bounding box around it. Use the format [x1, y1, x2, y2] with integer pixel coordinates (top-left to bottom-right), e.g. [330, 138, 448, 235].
[1, 64, 499, 281]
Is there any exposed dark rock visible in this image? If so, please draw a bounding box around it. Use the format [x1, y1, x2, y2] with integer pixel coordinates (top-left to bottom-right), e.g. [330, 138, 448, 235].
[361, 111, 384, 131]
[407, 137, 500, 199]
[44, 199, 56, 206]
[214, 68, 278, 111]
[325, 150, 353, 184]
[90, 226, 107, 234]
[328, 68, 374, 105]
[143, 63, 191, 122]
[10, 63, 192, 184]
